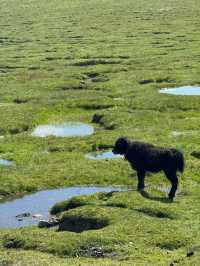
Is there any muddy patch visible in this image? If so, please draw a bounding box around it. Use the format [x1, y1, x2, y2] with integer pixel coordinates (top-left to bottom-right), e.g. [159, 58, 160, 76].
[155, 77, 171, 83]
[13, 98, 30, 104]
[9, 125, 29, 135]
[0, 37, 25, 47]
[106, 202, 127, 208]
[72, 59, 122, 66]
[58, 83, 87, 90]
[79, 246, 117, 258]
[139, 77, 171, 85]
[157, 240, 185, 251]
[91, 113, 116, 130]
[44, 57, 62, 61]
[47, 146, 65, 153]
[0, 65, 24, 74]
[152, 31, 170, 35]
[80, 103, 113, 110]
[28, 66, 40, 70]
[31, 122, 94, 137]
[92, 113, 104, 123]
[82, 72, 109, 83]
[160, 86, 200, 95]
[139, 79, 154, 85]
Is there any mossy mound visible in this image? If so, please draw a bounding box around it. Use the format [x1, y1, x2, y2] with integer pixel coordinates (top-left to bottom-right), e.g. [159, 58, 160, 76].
[58, 206, 110, 232]
[50, 197, 88, 215]
[50, 191, 123, 216]
[50, 193, 102, 215]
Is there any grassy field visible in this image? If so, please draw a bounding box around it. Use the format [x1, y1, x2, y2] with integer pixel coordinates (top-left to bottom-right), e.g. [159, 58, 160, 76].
[0, 0, 200, 264]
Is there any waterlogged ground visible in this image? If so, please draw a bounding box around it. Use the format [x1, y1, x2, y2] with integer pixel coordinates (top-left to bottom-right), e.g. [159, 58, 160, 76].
[1, 0, 200, 264]
[0, 186, 124, 228]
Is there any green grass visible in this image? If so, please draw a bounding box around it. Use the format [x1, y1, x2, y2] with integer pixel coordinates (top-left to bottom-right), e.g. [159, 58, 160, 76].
[1, 0, 200, 264]
[1, 189, 200, 265]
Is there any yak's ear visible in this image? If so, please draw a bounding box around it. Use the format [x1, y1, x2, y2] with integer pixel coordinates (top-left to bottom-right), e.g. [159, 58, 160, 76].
[120, 137, 130, 146]
[117, 137, 130, 151]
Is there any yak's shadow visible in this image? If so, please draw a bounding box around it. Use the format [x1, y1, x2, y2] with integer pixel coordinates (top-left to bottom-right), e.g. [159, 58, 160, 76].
[139, 190, 173, 204]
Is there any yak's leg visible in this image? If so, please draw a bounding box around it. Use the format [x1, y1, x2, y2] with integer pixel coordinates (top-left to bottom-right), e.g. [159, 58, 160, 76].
[137, 170, 146, 191]
[164, 171, 178, 199]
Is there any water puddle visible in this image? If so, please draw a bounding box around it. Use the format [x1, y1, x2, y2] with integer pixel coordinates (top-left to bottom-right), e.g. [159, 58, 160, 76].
[159, 86, 200, 95]
[0, 158, 13, 166]
[0, 186, 124, 229]
[172, 130, 198, 137]
[86, 151, 123, 160]
[31, 122, 94, 137]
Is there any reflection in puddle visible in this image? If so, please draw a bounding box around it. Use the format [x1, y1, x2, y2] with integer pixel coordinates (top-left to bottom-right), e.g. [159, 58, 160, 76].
[32, 122, 94, 137]
[159, 86, 200, 95]
[86, 151, 123, 160]
[0, 186, 124, 228]
[0, 158, 13, 166]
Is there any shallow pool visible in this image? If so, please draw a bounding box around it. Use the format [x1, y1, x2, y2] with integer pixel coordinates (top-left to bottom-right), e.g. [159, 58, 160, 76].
[31, 122, 94, 137]
[159, 85, 200, 95]
[86, 151, 123, 160]
[0, 158, 13, 166]
[0, 186, 124, 229]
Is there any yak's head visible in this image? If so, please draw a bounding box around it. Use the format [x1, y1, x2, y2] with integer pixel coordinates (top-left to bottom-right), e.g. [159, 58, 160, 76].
[112, 137, 130, 155]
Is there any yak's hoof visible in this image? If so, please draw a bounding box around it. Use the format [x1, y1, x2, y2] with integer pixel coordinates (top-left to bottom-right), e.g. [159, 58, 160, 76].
[137, 187, 145, 191]
[168, 194, 175, 201]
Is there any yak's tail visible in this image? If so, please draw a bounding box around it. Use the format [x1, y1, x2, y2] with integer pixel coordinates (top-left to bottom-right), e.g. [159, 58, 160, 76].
[172, 149, 185, 173]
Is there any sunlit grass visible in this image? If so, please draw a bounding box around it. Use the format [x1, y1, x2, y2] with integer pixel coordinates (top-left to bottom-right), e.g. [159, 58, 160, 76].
[0, 0, 200, 264]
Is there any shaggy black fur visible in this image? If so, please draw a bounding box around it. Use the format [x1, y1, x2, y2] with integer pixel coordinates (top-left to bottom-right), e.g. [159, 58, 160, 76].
[112, 137, 184, 199]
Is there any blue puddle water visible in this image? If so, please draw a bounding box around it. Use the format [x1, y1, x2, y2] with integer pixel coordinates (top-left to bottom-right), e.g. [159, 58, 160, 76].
[159, 85, 200, 95]
[86, 151, 123, 160]
[32, 122, 94, 137]
[0, 186, 124, 229]
[0, 158, 13, 166]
